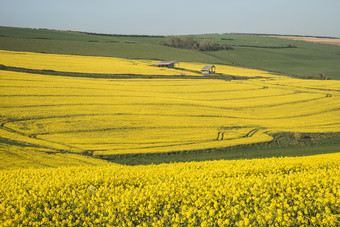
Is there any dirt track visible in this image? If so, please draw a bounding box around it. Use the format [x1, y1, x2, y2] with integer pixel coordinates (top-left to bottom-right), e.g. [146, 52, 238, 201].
[268, 36, 340, 46]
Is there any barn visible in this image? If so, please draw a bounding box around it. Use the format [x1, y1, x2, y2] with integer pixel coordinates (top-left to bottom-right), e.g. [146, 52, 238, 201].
[153, 61, 179, 68]
[201, 65, 216, 74]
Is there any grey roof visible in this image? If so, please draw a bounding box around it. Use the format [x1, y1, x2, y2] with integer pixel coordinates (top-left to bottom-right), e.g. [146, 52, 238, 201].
[153, 61, 179, 66]
[201, 65, 216, 71]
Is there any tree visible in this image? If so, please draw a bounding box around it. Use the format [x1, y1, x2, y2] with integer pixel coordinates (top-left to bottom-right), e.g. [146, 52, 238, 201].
[165, 36, 182, 48]
[181, 36, 198, 49]
[158, 36, 232, 51]
[199, 39, 217, 51]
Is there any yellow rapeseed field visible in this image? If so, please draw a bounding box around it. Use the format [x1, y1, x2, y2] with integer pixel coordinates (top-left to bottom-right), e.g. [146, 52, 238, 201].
[1, 62, 340, 155]
[0, 50, 199, 76]
[1, 50, 340, 226]
[180, 62, 276, 78]
[0, 153, 339, 226]
[0, 143, 109, 170]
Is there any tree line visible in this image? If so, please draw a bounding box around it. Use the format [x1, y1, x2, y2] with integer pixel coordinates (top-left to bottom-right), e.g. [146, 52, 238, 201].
[158, 36, 232, 51]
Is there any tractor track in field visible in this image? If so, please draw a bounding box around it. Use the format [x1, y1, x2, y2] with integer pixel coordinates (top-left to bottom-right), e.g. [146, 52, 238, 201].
[88, 138, 263, 153]
[3, 106, 339, 131]
[0, 124, 83, 154]
[31, 126, 233, 136]
[79, 128, 264, 153]
[0, 95, 327, 111]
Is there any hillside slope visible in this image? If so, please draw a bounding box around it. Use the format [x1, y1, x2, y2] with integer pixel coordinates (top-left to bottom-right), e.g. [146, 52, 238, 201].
[1, 26, 340, 80]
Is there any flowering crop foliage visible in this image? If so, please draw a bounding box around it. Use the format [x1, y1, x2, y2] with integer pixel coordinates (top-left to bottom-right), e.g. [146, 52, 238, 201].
[1, 61, 340, 155]
[0, 153, 339, 226]
[1, 49, 340, 226]
[0, 143, 110, 170]
[0, 50, 198, 76]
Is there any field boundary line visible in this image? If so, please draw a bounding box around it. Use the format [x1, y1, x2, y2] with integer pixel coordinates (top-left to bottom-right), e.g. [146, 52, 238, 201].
[0, 64, 255, 81]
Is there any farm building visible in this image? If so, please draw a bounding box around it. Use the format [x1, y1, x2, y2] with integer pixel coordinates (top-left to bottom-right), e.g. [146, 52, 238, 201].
[201, 65, 216, 74]
[153, 61, 179, 68]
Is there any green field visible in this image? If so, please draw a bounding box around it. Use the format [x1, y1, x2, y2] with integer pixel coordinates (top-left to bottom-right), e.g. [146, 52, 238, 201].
[1, 26, 340, 80]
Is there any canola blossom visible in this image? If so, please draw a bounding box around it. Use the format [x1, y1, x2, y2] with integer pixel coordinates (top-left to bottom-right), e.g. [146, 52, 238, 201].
[0, 153, 339, 226]
[0, 50, 199, 76]
[1, 66, 340, 155]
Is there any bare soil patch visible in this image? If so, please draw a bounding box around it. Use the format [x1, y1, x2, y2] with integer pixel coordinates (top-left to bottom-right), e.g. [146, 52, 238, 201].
[268, 36, 340, 46]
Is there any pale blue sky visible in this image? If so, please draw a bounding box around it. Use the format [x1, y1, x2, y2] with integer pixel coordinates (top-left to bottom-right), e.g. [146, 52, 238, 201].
[1, 0, 339, 37]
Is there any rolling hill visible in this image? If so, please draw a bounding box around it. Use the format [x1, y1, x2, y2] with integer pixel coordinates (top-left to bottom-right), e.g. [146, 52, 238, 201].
[1, 26, 340, 80]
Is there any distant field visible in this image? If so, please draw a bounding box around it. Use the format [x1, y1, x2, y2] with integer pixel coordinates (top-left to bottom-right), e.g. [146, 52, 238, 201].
[1, 26, 340, 80]
[0, 50, 199, 76]
[268, 35, 340, 46]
